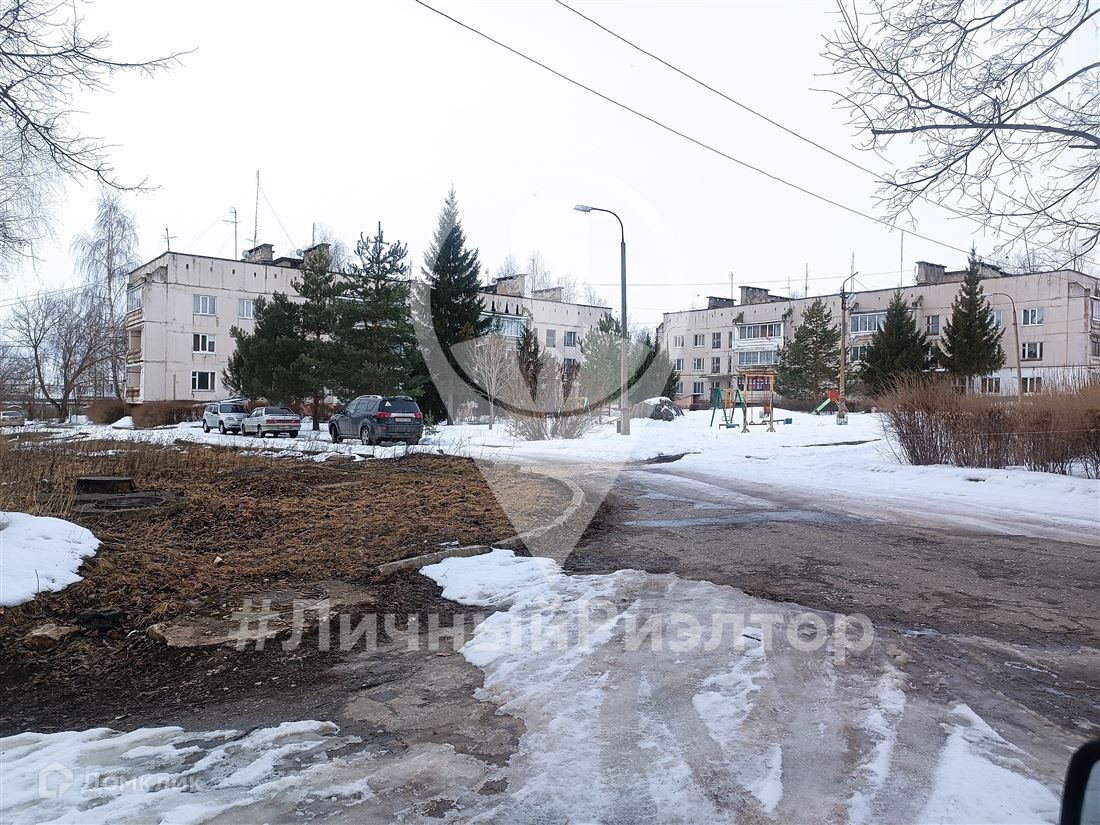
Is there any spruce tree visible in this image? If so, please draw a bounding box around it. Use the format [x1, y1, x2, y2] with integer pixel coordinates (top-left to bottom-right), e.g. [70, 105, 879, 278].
[337, 223, 418, 398]
[858, 290, 928, 395]
[418, 189, 491, 422]
[515, 326, 549, 398]
[777, 298, 841, 399]
[938, 250, 1005, 391]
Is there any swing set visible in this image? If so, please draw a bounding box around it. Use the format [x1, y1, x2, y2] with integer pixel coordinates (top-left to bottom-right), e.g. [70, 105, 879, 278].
[710, 373, 790, 433]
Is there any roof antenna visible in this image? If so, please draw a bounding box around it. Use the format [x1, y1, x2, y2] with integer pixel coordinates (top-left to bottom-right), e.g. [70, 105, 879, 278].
[251, 170, 260, 248]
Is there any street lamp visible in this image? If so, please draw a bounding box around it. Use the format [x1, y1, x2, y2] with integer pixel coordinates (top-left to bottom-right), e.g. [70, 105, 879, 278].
[574, 203, 629, 435]
[988, 292, 1024, 404]
[837, 262, 859, 425]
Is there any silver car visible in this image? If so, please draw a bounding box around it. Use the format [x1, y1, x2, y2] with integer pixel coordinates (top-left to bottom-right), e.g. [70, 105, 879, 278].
[202, 401, 248, 434]
[0, 409, 25, 427]
[241, 406, 301, 438]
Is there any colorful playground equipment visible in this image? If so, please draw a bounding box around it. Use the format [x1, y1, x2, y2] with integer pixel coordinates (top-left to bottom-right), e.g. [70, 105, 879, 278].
[812, 390, 841, 415]
[710, 373, 791, 432]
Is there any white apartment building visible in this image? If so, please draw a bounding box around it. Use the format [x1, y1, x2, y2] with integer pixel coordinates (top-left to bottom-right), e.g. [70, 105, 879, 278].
[660, 262, 1100, 401]
[124, 248, 611, 403]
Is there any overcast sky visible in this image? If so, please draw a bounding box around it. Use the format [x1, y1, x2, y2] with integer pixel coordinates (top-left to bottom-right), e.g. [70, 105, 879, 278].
[0, 0, 1064, 327]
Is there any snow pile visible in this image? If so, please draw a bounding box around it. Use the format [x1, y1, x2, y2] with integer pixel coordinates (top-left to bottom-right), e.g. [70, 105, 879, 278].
[0, 721, 495, 823]
[421, 549, 562, 608]
[109, 416, 134, 429]
[0, 512, 100, 606]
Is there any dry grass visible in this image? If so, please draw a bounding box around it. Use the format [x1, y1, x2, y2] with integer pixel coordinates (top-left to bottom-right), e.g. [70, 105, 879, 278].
[881, 377, 1100, 476]
[0, 435, 571, 629]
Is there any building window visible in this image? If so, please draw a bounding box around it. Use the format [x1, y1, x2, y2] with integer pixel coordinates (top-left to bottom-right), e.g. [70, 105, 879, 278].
[1021, 376, 1042, 394]
[1021, 308, 1045, 326]
[712, 332, 721, 349]
[737, 322, 782, 340]
[848, 345, 869, 363]
[483, 314, 525, 338]
[673, 335, 684, 348]
[1021, 341, 1043, 361]
[674, 381, 683, 396]
[992, 309, 1004, 328]
[1092, 337, 1100, 358]
[711, 356, 721, 374]
[563, 330, 577, 347]
[980, 376, 1001, 394]
[191, 371, 215, 392]
[545, 329, 556, 348]
[1091, 298, 1100, 323]
[239, 298, 255, 319]
[193, 294, 216, 315]
[692, 381, 705, 395]
[126, 289, 142, 312]
[692, 357, 703, 371]
[693, 333, 705, 347]
[674, 358, 684, 371]
[925, 315, 940, 335]
[192, 333, 216, 354]
[728, 331, 735, 347]
[737, 349, 778, 367]
[849, 312, 886, 334]
[562, 357, 578, 374]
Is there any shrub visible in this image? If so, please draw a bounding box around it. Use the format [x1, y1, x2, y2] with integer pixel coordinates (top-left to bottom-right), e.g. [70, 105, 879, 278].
[881, 376, 1100, 476]
[87, 399, 128, 425]
[130, 400, 203, 428]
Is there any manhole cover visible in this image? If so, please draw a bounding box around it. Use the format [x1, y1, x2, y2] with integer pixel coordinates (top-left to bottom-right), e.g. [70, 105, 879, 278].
[93, 495, 166, 510]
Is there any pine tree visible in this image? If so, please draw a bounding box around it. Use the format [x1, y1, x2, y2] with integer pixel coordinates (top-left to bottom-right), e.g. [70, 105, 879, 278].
[337, 223, 418, 398]
[515, 326, 549, 398]
[417, 189, 491, 422]
[578, 313, 623, 408]
[777, 298, 841, 399]
[858, 290, 929, 395]
[938, 250, 1005, 391]
[225, 248, 340, 426]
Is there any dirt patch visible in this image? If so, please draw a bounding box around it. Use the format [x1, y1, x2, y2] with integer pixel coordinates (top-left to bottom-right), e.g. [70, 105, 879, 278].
[0, 439, 562, 734]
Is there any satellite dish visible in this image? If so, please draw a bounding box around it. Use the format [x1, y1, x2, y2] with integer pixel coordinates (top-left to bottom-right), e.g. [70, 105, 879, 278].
[294, 248, 304, 256]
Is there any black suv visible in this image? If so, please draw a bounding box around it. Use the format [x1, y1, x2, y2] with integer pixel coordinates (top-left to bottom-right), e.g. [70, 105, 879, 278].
[329, 395, 424, 445]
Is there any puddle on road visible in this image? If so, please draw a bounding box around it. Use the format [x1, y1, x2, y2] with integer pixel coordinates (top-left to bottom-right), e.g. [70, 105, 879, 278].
[624, 509, 859, 528]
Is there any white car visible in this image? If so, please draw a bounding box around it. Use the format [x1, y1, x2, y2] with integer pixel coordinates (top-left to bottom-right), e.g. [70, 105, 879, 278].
[202, 401, 248, 434]
[0, 410, 25, 427]
[240, 406, 301, 438]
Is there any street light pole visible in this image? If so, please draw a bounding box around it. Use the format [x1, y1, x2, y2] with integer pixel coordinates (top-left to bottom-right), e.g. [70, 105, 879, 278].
[988, 292, 1023, 404]
[837, 255, 858, 426]
[575, 204, 630, 435]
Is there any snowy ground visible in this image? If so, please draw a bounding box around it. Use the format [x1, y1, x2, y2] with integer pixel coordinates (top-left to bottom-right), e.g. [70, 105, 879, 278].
[0, 550, 1063, 824]
[36, 409, 1100, 544]
[0, 513, 99, 607]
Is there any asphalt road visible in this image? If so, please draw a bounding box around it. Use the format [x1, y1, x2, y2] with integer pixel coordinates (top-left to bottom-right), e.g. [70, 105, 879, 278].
[564, 462, 1100, 782]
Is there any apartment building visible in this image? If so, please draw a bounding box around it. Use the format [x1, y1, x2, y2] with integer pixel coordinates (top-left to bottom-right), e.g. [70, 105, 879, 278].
[659, 262, 1100, 401]
[124, 248, 611, 403]
[480, 273, 611, 373]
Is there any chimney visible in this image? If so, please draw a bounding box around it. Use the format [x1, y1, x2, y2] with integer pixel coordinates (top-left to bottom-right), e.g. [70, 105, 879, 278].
[494, 273, 526, 297]
[707, 296, 738, 309]
[739, 285, 773, 305]
[532, 286, 564, 303]
[242, 243, 274, 263]
[914, 261, 946, 285]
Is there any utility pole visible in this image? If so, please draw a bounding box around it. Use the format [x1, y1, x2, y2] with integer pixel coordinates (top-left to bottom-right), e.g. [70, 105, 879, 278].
[899, 229, 905, 288]
[164, 228, 176, 251]
[804, 263, 809, 298]
[837, 253, 857, 426]
[224, 207, 239, 259]
[729, 272, 735, 300]
[989, 292, 1024, 405]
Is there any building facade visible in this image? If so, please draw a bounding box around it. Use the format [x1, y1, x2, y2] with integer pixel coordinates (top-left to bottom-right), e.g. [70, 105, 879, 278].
[124, 249, 612, 403]
[659, 262, 1100, 401]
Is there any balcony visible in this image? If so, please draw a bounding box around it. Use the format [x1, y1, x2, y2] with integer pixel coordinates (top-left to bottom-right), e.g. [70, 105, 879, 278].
[126, 348, 142, 364]
[125, 387, 141, 401]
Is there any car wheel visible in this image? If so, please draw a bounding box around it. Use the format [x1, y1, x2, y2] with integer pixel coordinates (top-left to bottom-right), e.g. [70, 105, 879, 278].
[330, 427, 342, 444]
[290, 431, 299, 438]
[202, 421, 210, 433]
[361, 427, 373, 446]
[218, 422, 226, 434]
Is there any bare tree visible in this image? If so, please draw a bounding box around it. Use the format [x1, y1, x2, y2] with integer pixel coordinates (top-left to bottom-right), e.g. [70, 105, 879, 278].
[581, 284, 607, 306]
[71, 189, 139, 398]
[469, 333, 513, 429]
[8, 289, 109, 418]
[825, 0, 1100, 264]
[525, 252, 578, 301]
[495, 253, 520, 281]
[0, 0, 185, 269]
[0, 341, 33, 404]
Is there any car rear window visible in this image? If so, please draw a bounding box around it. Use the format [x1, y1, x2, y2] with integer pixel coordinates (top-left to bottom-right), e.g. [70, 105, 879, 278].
[379, 399, 419, 413]
[269, 407, 296, 415]
[220, 404, 246, 414]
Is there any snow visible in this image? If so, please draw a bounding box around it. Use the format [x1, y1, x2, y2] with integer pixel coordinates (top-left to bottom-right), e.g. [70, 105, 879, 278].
[0, 512, 100, 606]
[34, 407, 1096, 543]
[417, 550, 1063, 823]
[109, 416, 134, 429]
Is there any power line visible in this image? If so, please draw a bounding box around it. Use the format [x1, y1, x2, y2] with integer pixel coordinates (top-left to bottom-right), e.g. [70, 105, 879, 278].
[552, 0, 1013, 242]
[412, 0, 971, 257]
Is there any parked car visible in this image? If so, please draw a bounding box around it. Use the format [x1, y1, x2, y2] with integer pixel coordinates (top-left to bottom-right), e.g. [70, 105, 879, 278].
[0, 409, 26, 427]
[329, 395, 423, 445]
[240, 406, 301, 438]
[201, 401, 248, 434]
